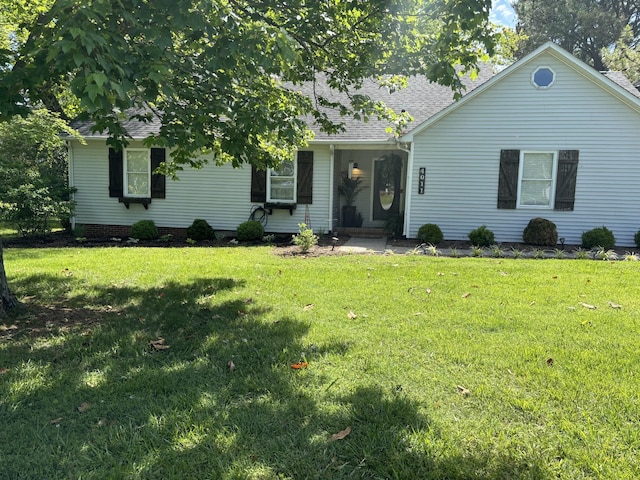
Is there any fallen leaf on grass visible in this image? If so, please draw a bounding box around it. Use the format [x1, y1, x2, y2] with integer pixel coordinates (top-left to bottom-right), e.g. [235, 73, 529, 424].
[227, 360, 236, 371]
[347, 311, 358, 319]
[50, 417, 63, 425]
[0, 368, 9, 374]
[546, 358, 554, 366]
[303, 304, 314, 311]
[457, 385, 470, 397]
[150, 338, 170, 350]
[608, 301, 622, 309]
[461, 293, 471, 298]
[290, 362, 309, 369]
[579, 302, 597, 310]
[331, 426, 351, 441]
[78, 402, 91, 413]
[425, 288, 431, 294]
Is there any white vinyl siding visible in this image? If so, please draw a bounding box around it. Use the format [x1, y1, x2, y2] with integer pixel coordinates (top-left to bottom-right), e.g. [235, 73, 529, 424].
[518, 152, 556, 208]
[71, 141, 334, 234]
[408, 51, 640, 246]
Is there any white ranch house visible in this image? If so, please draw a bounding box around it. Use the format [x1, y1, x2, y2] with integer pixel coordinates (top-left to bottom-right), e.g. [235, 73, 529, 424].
[68, 43, 640, 246]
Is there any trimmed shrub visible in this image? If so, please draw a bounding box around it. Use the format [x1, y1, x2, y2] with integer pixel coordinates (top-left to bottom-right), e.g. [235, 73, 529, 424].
[130, 220, 158, 240]
[523, 217, 558, 246]
[236, 220, 264, 242]
[581, 226, 615, 250]
[187, 219, 215, 241]
[468, 225, 495, 247]
[417, 223, 444, 245]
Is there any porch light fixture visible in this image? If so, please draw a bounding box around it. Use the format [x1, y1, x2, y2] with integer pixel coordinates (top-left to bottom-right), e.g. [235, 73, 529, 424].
[353, 162, 359, 169]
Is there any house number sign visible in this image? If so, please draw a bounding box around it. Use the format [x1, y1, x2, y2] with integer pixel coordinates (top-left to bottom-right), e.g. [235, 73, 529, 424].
[418, 167, 425, 194]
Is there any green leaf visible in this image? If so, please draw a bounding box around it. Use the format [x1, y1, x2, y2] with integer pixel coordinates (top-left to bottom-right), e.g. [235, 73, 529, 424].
[92, 72, 108, 88]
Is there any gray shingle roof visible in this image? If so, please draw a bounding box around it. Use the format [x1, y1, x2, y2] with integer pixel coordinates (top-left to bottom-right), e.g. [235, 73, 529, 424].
[602, 71, 640, 97]
[292, 70, 494, 142]
[70, 110, 161, 138]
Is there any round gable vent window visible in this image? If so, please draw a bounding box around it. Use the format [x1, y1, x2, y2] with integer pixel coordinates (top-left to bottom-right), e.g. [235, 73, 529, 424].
[532, 67, 555, 88]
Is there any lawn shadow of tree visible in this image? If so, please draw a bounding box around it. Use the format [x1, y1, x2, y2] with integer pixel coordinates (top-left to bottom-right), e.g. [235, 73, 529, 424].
[1, 272, 548, 479]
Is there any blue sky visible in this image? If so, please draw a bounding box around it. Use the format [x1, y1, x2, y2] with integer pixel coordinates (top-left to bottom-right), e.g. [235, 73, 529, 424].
[490, 0, 517, 28]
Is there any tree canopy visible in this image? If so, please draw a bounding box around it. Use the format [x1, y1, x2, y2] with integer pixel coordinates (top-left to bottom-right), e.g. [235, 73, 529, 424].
[0, 0, 500, 317]
[1, 0, 497, 173]
[513, 0, 640, 78]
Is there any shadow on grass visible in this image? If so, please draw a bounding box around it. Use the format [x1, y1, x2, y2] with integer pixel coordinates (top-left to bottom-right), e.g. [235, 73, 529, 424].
[1, 273, 547, 479]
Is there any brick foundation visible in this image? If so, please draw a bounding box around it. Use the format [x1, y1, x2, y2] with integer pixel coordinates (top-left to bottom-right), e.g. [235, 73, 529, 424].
[80, 224, 189, 239]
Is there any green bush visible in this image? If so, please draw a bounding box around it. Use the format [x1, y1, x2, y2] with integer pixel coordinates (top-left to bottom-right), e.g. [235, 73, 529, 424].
[236, 220, 264, 242]
[417, 223, 443, 245]
[581, 226, 615, 249]
[187, 218, 215, 241]
[468, 225, 495, 247]
[0, 183, 73, 236]
[292, 223, 318, 253]
[130, 220, 158, 240]
[522, 217, 558, 246]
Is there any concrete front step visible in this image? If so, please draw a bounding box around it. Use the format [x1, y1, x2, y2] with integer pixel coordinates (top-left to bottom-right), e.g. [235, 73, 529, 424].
[334, 227, 386, 238]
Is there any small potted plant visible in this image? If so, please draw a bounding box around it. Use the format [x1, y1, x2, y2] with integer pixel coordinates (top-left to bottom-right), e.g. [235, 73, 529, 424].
[338, 171, 364, 227]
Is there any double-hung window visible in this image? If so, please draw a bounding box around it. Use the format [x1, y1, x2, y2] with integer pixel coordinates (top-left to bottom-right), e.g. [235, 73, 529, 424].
[108, 147, 166, 202]
[517, 151, 557, 208]
[267, 159, 296, 203]
[250, 151, 313, 204]
[124, 149, 151, 197]
[498, 149, 578, 211]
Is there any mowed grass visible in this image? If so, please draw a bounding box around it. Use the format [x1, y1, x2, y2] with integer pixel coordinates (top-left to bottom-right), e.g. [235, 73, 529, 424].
[1, 246, 639, 479]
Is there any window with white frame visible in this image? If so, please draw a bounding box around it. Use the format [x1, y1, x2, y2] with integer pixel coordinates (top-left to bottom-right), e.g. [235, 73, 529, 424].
[267, 159, 296, 202]
[124, 149, 151, 197]
[518, 151, 557, 207]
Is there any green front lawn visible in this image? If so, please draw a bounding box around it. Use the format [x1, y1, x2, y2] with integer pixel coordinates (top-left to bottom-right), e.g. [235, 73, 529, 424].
[1, 246, 639, 479]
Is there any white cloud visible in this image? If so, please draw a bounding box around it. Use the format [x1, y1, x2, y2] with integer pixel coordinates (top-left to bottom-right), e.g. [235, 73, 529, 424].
[490, 0, 516, 28]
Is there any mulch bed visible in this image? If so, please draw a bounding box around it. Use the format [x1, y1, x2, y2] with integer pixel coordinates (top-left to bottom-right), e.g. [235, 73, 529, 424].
[3, 231, 632, 257]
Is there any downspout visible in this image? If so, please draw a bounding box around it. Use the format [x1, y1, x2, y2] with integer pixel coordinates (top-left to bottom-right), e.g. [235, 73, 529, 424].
[66, 140, 76, 231]
[328, 144, 335, 234]
[396, 141, 413, 238]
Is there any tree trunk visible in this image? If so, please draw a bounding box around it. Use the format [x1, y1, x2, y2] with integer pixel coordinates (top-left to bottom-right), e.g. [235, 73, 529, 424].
[0, 238, 20, 317]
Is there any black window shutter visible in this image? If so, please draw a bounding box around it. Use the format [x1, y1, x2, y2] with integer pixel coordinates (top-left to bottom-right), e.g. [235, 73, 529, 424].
[554, 150, 579, 211]
[150, 148, 166, 199]
[296, 151, 313, 204]
[497, 149, 520, 209]
[251, 166, 267, 202]
[108, 148, 124, 198]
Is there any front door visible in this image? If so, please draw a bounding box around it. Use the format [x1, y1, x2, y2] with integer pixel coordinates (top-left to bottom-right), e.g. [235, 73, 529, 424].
[372, 154, 402, 221]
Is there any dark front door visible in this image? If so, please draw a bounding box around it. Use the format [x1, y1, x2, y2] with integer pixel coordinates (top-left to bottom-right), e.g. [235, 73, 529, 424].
[372, 154, 402, 221]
